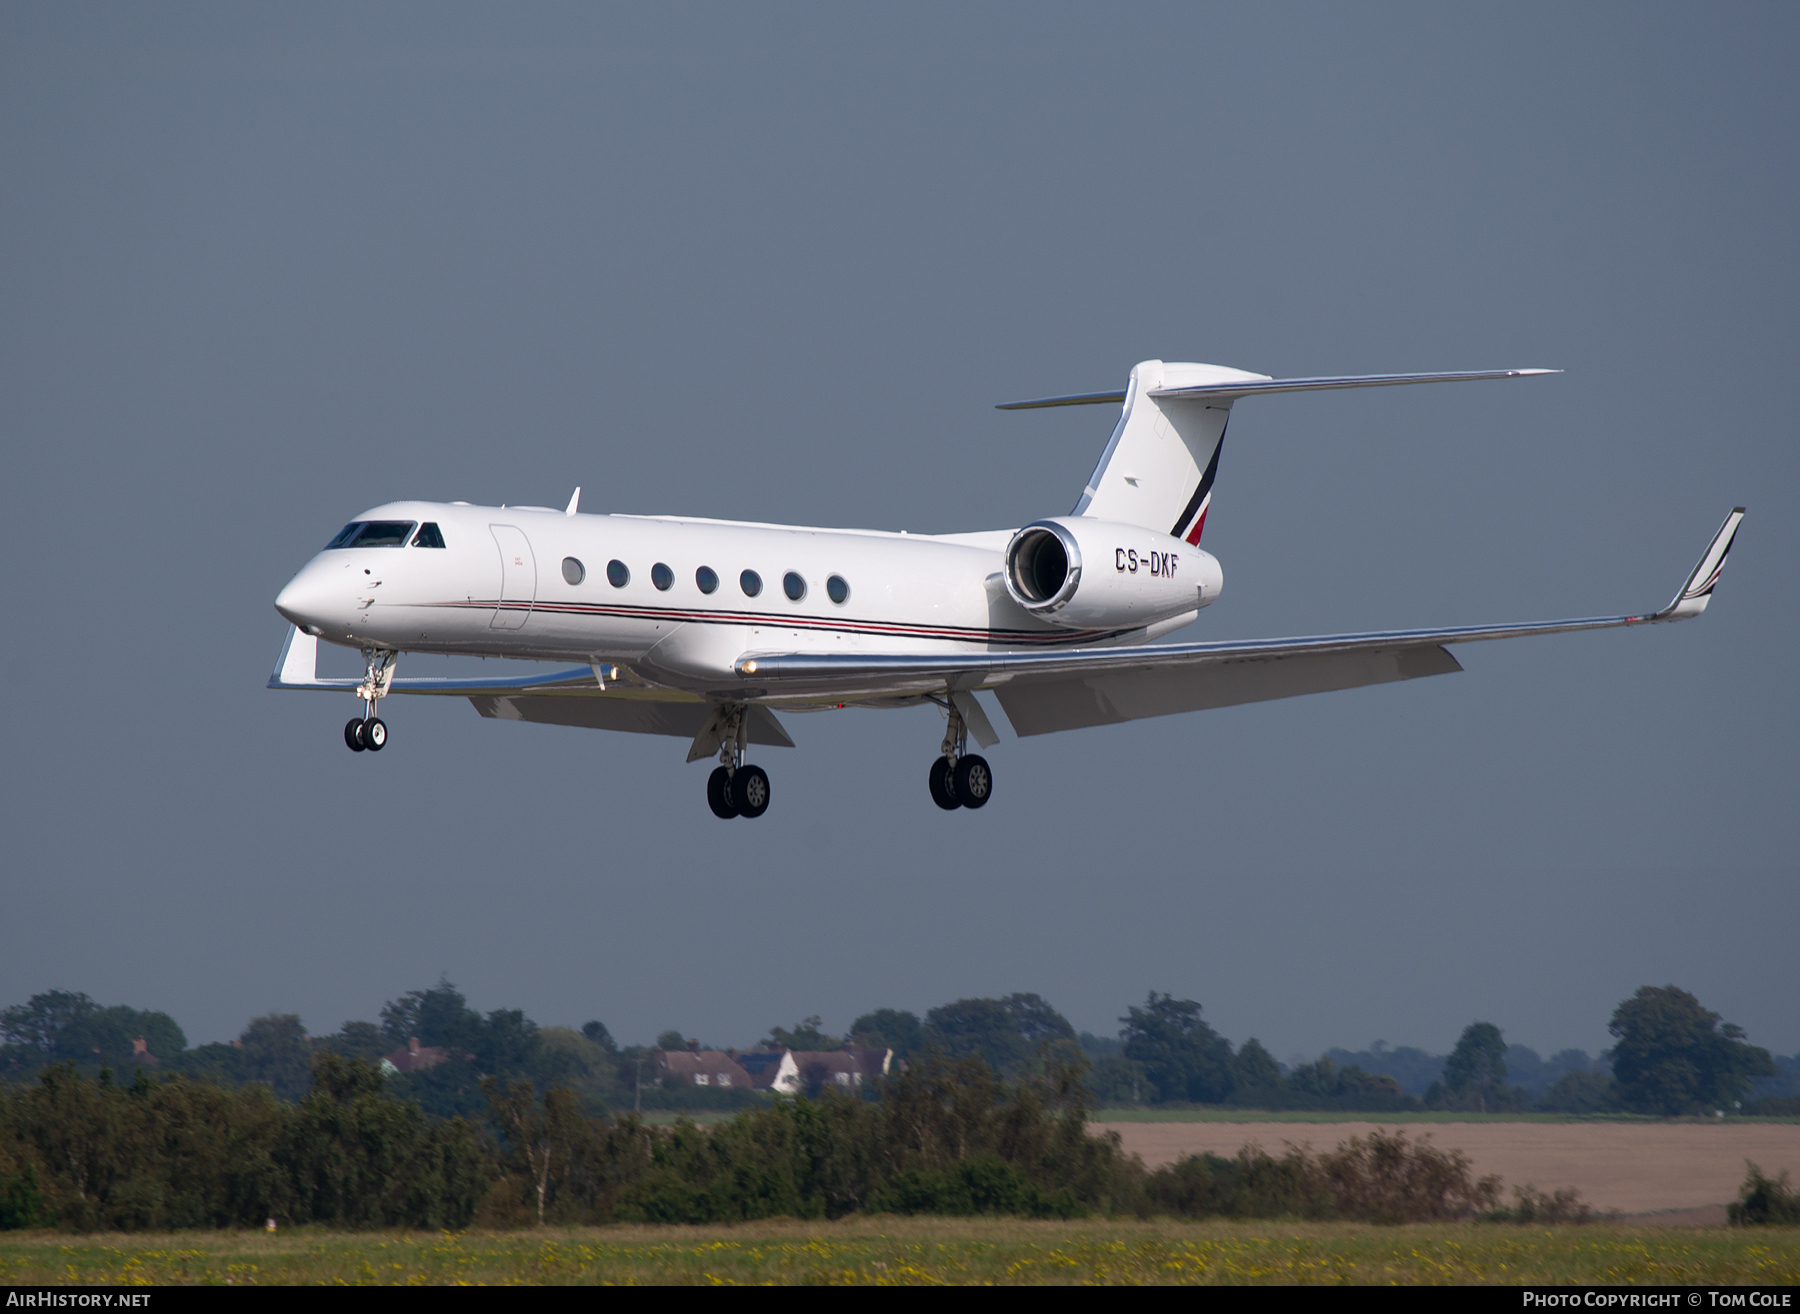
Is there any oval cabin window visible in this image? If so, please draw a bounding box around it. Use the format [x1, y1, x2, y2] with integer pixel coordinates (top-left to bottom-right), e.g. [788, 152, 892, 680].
[740, 570, 762, 598]
[562, 557, 585, 586]
[696, 566, 719, 594]
[651, 562, 674, 591]
[783, 571, 806, 601]
[826, 574, 849, 604]
[606, 560, 629, 588]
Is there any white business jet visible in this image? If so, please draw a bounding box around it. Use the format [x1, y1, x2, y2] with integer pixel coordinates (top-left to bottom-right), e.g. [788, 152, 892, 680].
[271, 361, 1742, 819]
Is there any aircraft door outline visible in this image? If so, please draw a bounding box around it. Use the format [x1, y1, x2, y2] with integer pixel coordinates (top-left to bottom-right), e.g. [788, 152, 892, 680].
[489, 524, 536, 630]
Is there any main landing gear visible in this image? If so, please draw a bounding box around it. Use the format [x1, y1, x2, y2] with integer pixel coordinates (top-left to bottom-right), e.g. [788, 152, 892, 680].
[706, 705, 771, 820]
[343, 649, 395, 754]
[927, 697, 992, 812]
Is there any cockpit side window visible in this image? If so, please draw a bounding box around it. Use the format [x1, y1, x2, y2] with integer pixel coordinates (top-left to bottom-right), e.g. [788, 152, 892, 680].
[326, 521, 416, 549]
[411, 522, 446, 548]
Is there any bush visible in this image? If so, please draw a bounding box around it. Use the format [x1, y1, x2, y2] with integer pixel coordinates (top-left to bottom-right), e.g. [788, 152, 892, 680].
[1481, 1185, 1597, 1224]
[1145, 1129, 1500, 1223]
[1145, 1146, 1334, 1220]
[1728, 1162, 1800, 1226]
[0, 1165, 44, 1230]
[609, 1055, 1137, 1223]
[0, 1059, 489, 1231]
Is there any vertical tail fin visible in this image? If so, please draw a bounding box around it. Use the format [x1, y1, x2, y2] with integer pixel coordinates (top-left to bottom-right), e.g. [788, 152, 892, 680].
[1072, 361, 1265, 538]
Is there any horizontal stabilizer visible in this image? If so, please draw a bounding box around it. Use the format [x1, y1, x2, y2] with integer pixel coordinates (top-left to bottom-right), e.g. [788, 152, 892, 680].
[998, 368, 1557, 410]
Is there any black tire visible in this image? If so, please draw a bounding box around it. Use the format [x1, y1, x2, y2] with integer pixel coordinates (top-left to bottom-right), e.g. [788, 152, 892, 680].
[364, 717, 387, 751]
[732, 764, 771, 818]
[345, 718, 366, 752]
[707, 766, 739, 819]
[953, 754, 992, 809]
[928, 756, 960, 810]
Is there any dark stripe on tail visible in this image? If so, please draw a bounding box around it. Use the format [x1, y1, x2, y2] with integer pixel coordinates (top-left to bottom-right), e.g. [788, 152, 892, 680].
[1169, 427, 1227, 539]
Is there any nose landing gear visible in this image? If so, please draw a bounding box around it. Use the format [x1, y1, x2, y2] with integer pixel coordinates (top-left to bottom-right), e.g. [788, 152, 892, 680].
[343, 649, 395, 754]
[928, 696, 992, 811]
[343, 717, 388, 751]
[705, 704, 772, 819]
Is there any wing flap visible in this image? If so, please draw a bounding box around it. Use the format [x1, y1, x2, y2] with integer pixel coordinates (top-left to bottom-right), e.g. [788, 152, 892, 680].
[471, 695, 793, 747]
[994, 644, 1460, 736]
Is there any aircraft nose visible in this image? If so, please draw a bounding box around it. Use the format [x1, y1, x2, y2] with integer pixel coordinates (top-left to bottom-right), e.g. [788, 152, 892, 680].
[275, 564, 336, 631]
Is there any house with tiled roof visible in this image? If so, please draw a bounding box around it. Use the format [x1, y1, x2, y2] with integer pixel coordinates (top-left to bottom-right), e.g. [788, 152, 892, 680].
[734, 1047, 891, 1094]
[735, 1049, 799, 1091]
[381, 1036, 453, 1076]
[789, 1048, 892, 1093]
[659, 1049, 754, 1091]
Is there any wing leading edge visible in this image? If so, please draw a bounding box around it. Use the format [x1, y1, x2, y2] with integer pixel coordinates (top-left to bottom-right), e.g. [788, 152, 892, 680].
[734, 509, 1745, 736]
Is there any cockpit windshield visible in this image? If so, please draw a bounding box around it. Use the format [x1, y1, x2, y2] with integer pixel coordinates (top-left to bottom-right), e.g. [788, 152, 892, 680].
[325, 521, 417, 549]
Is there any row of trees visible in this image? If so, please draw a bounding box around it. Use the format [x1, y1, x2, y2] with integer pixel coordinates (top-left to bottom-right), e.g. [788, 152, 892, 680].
[847, 987, 1788, 1117]
[0, 1053, 1537, 1232]
[1414, 989, 1784, 1117]
[4, 983, 1790, 1119]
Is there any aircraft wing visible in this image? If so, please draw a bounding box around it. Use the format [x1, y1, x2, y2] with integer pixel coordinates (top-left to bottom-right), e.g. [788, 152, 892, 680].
[734, 509, 1744, 736]
[265, 630, 794, 747]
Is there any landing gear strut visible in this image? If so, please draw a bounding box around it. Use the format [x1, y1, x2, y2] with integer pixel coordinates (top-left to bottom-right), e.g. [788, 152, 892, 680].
[343, 649, 395, 753]
[928, 696, 992, 811]
[706, 704, 771, 819]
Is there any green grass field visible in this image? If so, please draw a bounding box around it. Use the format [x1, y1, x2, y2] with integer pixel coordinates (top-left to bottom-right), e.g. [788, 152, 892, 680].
[2, 1220, 1795, 1285]
[618, 1109, 1800, 1127]
[1088, 1109, 1800, 1124]
[632, 1110, 740, 1125]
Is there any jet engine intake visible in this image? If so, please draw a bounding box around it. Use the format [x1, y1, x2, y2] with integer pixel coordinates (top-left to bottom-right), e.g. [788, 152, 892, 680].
[1003, 517, 1220, 631]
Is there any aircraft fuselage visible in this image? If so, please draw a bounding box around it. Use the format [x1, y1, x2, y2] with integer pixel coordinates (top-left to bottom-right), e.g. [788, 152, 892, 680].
[274, 500, 1220, 704]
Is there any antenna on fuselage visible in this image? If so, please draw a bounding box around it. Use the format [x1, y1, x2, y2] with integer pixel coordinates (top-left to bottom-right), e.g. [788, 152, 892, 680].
[565, 487, 581, 516]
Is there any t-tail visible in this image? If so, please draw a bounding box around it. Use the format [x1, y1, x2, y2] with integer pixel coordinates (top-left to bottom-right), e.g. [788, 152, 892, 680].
[999, 361, 1560, 539]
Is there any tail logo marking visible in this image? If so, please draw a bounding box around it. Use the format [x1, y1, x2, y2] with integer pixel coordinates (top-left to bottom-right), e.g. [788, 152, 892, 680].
[1170, 430, 1227, 544]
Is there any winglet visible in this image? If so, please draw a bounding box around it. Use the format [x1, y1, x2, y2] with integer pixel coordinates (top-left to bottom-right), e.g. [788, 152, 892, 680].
[566, 487, 581, 516]
[1654, 508, 1745, 621]
[269, 625, 321, 688]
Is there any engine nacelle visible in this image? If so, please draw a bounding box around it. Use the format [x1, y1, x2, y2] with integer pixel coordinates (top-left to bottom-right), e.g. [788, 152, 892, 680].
[1003, 517, 1222, 631]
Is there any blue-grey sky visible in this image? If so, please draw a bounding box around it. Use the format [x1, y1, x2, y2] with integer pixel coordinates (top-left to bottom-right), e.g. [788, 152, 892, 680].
[3, 3, 1795, 1062]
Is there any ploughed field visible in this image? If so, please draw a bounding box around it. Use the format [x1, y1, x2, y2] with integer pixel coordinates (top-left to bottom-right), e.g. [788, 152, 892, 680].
[1096, 1119, 1800, 1216]
[1, 1219, 1795, 1285]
